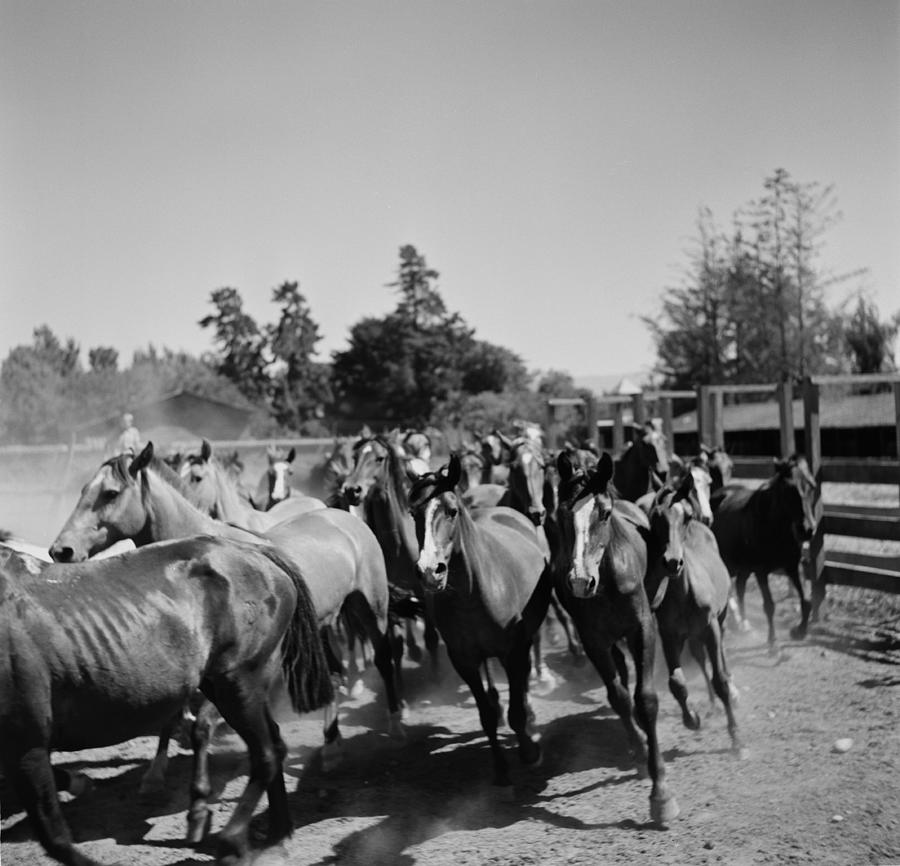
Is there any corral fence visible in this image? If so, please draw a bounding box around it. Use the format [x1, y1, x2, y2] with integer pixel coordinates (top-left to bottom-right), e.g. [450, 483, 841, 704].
[547, 374, 900, 607]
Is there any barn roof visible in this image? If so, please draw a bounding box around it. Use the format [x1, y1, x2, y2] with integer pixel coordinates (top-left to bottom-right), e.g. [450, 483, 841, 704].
[75, 389, 255, 441]
[672, 390, 896, 432]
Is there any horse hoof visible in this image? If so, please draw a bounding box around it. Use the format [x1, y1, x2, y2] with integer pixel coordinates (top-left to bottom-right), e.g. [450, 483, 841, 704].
[321, 738, 344, 773]
[348, 679, 367, 700]
[138, 776, 165, 799]
[767, 643, 780, 657]
[789, 625, 807, 641]
[68, 772, 94, 798]
[650, 794, 680, 826]
[684, 710, 702, 731]
[387, 712, 407, 742]
[519, 740, 542, 767]
[186, 807, 212, 844]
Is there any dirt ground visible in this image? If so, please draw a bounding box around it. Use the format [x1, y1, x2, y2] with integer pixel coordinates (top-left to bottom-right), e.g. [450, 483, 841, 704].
[2, 577, 898, 866]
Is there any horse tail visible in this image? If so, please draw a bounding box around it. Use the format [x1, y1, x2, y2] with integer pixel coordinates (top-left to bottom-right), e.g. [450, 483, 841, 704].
[258, 545, 334, 714]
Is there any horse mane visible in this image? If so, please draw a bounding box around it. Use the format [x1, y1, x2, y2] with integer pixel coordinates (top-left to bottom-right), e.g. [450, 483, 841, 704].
[370, 435, 411, 511]
[451, 495, 487, 594]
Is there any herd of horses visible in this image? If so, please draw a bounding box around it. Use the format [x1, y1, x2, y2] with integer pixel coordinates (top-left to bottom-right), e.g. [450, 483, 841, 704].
[0, 420, 819, 866]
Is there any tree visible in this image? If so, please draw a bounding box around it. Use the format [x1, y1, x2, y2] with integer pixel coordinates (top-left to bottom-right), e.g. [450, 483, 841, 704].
[88, 346, 119, 372]
[198, 288, 270, 402]
[0, 326, 81, 443]
[332, 246, 474, 426]
[645, 170, 857, 388]
[267, 281, 332, 433]
[843, 295, 899, 374]
[459, 341, 530, 394]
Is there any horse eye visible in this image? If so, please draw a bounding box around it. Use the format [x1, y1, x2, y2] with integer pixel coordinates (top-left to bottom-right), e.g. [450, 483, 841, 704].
[447, 507, 458, 518]
[101, 489, 119, 503]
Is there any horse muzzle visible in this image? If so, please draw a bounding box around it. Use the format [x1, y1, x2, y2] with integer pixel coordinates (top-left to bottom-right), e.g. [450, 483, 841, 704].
[528, 508, 545, 526]
[341, 484, 363, 506]
[417, 560, 448, 592]
[568, 572, 598, 599]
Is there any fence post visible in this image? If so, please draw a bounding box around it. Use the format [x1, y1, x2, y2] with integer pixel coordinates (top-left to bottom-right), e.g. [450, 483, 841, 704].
[632, 393, 647, 427]
[894, 381, 900, 503]
[802, 378, 826, 620]
[696, 385, 710, 450]
[711, 389, 725, 449]
[777, 381, 794, 458]
[659, 397, 674, 452]
[585, 395, 598, 452]
[613, 404, 626, 455]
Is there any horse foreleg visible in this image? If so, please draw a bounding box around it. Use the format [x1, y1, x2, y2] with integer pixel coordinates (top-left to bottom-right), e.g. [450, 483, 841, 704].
[186, 699, 217, 844]
[627, 617, 680, 826]
[12, 746, 94, 866]
[660, 628, 699, 730]
[786, 564, 811, 641]
[551, 594, 583, 660]
[755, 572, 779, 651]
[373, 626, 406, 737]
[451, 651, 511, 792]
[263, 708, 292, 843]
[731, 573, 752, 632]
[139, 714, 175, 797]
[687, 635, 717, 708]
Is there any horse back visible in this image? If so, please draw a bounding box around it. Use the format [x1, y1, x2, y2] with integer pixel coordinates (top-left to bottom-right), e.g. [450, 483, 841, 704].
[681, 522, 731, 615]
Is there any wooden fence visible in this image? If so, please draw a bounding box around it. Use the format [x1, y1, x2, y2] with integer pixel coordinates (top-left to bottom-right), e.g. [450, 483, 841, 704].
[547, 374, 900, 603]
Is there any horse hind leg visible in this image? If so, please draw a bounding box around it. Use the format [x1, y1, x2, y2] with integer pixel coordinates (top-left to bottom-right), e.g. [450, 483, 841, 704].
[755, 572, 779, 652]
[139, 714, 176, 798]
[186, 699, 218, 844]
[505, 635, 542, 767]
[320, 625, 346, 772]
[704, 619, 746, 759]
[687, 635, 717, 709]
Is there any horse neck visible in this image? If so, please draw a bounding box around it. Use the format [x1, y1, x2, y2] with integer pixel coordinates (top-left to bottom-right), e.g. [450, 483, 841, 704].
[449, 505, 487, 597]
[209, 463, 253, 523]
[365, 479, 417, 565]
[615, 447, 652, 501]
[143, 469, 219, 542]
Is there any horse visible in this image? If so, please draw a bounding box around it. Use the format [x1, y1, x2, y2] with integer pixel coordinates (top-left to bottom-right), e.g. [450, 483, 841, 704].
[645, 473, 744, 757]
[409, 455, 554, 792]
[642, 455, 714, 527]
[710, 454, 818, 649]
[50, 444, 403, 777]
[476, 431, 511, 485]
[0, 534, 333, 866]
[700, 444, 734, 491]
[183, 439, 325, 528]
[304, 437, 357, 506]
[553, 450, 679, 825]
[613, 420, 670, 502]
[399, 429, 433, 478]
[341, 434, 441, 673]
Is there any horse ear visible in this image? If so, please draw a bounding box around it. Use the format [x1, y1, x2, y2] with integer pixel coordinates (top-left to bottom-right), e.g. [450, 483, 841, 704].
[494, 429, 513, 450]
[129, 441, 154, 477]
[557, 450, 575, 482]
[774, 456, 789, 476]
[672, 469, 695, 503]
[286, 447, 296, 463]
[445, 453, 462, 490]
[201, 439, 212, 462]
[596, 451, 614, 487]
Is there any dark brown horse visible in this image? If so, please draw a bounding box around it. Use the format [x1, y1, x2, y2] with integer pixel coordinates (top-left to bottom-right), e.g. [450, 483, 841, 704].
[645, 473, 744, 757]
[711, 454, 818, 648]
[553, 451, 679, 825]
[613, 421, 670, 502]
[341, 434, 441, 670]
[0, 536, 332, 866]
[410, 455, 554, 792]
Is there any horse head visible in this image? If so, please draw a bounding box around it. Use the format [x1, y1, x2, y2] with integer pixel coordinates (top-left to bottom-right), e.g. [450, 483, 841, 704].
[458, 443, 486, 492]
[342, 436, 400, 506]
[266, 445, 296, 506]
[180, 439, 222, 516]
[409, 455, 463, 592]
[634, 421, 670, 481]
[701, 444, 734, 491]
[51, 442, 158, 561]
[648, 471, 699, 578]
[556, 450, 616, 598]
[506, 437, 547, 526]
[774, 454, 818, 544]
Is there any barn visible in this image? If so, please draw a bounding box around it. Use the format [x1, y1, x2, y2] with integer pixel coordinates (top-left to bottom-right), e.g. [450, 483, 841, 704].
[670, 388, 898, 458]
[75, 389, 255, 449]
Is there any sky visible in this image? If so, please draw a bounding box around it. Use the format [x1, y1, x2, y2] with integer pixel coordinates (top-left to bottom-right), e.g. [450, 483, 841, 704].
[2, 0, 898, 384]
